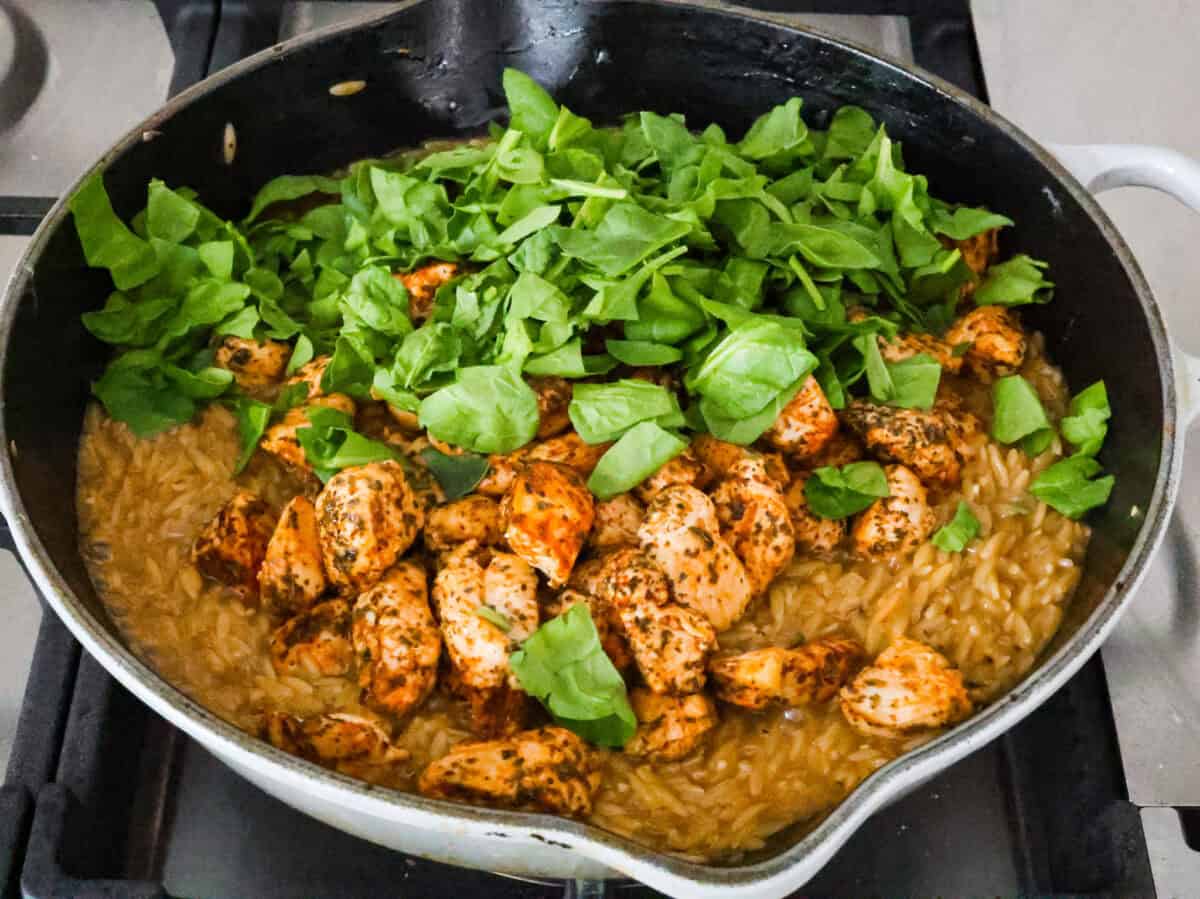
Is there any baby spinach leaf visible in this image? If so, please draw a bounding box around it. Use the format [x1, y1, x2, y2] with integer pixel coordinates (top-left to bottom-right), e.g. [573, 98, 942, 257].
[975, 254, 1054, 306]
[822, 106, 877, 161]
[230, 396, 272, 474]
[295, 406, 400, 483]
[509, 603, 637, 748]
[569, 379, 682, 444]
[419, 447, 490, 501]
[286, 334, 315, 376]
[1060, 380, 1111, 457]
[928, 204, 1013, 240]
[502, 68, 560, 150]
[737, 97, 807, 160]
[243, 174, 341, 223]
[885, 353, 941, 410]
[508, 270, 573, 322]
[604, 339, 683, 366]
[804, 461, 890, 519]
[931, 501, 981, 552]
[587, 420, 688, 500]
[522, 340, 616, 378]
[92, 359, 194, 438]
[474, 605, 512, 632]
[1030, 455, 1115, 520]
[991, 375, 1051, 446]
[341, 266, 414, 337]
[69, 173, 160, 290]
[81, 294, 176, 346]
[698, 374, 809, 445]
[147, 180, 200, 243]
[689, 319, 818, 419]
[419, 365, 540, 454]
[550, 202, 690, 276]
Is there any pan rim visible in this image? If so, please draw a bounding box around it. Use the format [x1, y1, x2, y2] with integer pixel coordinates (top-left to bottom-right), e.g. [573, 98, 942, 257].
[0, 0, 1180, 892]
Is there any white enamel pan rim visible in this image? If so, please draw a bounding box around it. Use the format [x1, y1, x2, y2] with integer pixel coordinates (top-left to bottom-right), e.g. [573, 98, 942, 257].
[0, 2, 1187, 896]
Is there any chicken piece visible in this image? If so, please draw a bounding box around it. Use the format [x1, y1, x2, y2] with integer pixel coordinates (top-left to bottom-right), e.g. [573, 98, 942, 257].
[286, 355, 331, 400]
[944, 305, 1027, 383]
[265, 711, 408, 776]
[633, 447, 709, 503]
[315, 460, 422, 594]
[877, 331, 964, 375]
[351, 561, 440, 717]
[260, 394, 357, 473]
[424, 495, 503, 553]
[594, 548, 716, 694]
[475, 432, 609, 497]
[567, 555, 606, 597]
[501, 461, 595, 587]
[638, 485, 752, 631]
[934, 391, 983, 463]
[710, 457, 795, 597]
[588, 493, 645, 551]
[529, 376, 572, 440]
[944, 228, 1000, 284]
[418, 726, 601, 817]
[433, 542, 539, 696]
[709, 639, 864, 711]
[762, 376, 838, 462]
[840, 400, 960, 487]
[396, 261, 459, 323]
[258, 496, 326, 617]
[851, 464, 936, 558]
[691, 434, 752, 481]
[385, 404, 421, 433]
[269, 599, 354, 678]
[840, 637, 973, 738]
[783, 473, 847, 554]
[214, 336, 291, 393]
[191, 490, 275, 601]
[624, 690, 718, 761]
[806, 430, 866, 469]
[543, 587, 635, 672]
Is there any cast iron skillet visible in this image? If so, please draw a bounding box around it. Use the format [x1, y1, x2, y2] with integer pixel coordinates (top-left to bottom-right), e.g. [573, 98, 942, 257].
[1, 1, 1194, 896]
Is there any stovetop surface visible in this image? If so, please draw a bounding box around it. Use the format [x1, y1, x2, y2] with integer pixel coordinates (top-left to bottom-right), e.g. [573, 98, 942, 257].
[0, 1, 1195, 896]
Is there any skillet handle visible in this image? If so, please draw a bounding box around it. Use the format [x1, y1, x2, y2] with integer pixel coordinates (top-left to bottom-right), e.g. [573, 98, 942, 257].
[1048, 142, 1200, 425]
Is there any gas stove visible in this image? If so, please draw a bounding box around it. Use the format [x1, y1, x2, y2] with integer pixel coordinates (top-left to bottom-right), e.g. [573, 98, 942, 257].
[0, 2, 1191, 896]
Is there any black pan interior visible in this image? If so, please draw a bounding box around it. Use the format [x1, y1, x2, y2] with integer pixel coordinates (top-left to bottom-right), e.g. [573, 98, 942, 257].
[1, 0, 1164, 856]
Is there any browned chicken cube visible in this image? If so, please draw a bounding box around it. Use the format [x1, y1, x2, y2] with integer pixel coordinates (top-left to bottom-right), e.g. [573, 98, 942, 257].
[264, 711, 409, 777]
[353, 561, 441, 718]
[840, 400, 961, 487]
[783, 473, 847, 555]
[259, 495, 326, 617]
[424, 495, 503, 553]
[850, 464, 936, 558]
[286, 355, 331, 400]
[315, 460, 422, 594]
[396, 261, 459, 323]
[633, 447, 710, 503]
[214, 336, 291, 393]
[260, 394, 357, 474]
[587, 493, 645, 552]
[624, 690, 718, 762]
[710, 457, 796, 597]
[944, 305, 1028, 383]
[945, 228, 1000, 284]
[761, 375, 838, 462]
[877, 331, 964, 375]
[709, 639, 865, 710]
[418, 726, 602, 818]
[191, 490, 275, 602]
[529, 376, 572, 439]
[501, 461, 595, 587]
[840, 637, 973, 738]
[806, 430, 866, 469]
[269, 599, 354, 678]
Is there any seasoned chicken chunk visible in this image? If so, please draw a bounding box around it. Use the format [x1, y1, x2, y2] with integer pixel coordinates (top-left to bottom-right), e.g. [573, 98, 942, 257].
[475, 432, 609, 497]
[260, 394, 357, 473]
[638, 485, 752, 631]
[286, 355, 331, 400]
[259, 496, 326, 617]
[191, 490, 274, 601]
[434, 542, 539, 734]
[633, 447, 709, 503]
[762, 376, 838, 461]
[594, 548, 717, 694]
[397, 261, 459, 323]
[269, 599, 354, 678]
[543, 587, 634, 672]
[691, 435, 789, 489]
[783, 473, 847, 554]
[529, 376, 572, 439]
[315, 460, 422, 593]
[806, 430, 865, 469]
[944, 228, 1000, 283]
[851, 464, 936, 558]
[840, 637, 973, 738]
[710, 457, 795, 596]
[501, 461, 595, 587]
[265, 711, 408, 777]
[214, 336, 291, 393]
[588, 493, 645, 551]
[709, 639, 864, 710]
[624, 690, 718, 761]
[418, 726, 602, 817]
[424, 495, 503, 553]
[353, 562, 440, 718]
[840, 400, 961, 487]
[878, 331, 964, 375]
[944, 305, 1027, 382]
